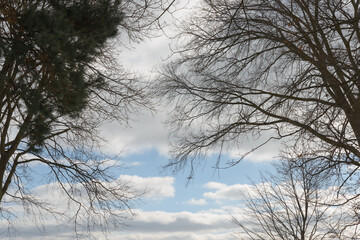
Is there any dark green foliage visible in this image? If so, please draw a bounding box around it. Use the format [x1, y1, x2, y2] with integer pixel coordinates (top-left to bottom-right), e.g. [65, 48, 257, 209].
[0, 0, 171, 236]
[1, 0, 123, 152]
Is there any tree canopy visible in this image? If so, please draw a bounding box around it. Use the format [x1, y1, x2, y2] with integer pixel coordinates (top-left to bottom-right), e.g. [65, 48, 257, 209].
[158, 0, 360, 184]
[1, 0, 122, 154]
[234, 158, 360, 240]
[155, 0, 360, 237]
[0, 0, 175, 237]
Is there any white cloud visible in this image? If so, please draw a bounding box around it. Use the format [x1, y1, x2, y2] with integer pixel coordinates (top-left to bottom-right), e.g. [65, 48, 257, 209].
[127, 209, 237, 232]
[121, 35, 172, 76]
[99, 35, 174, 158]
[1, 207, 241, 240]
[203, 182, 255, 201]
[28, 174, 175, 205]
[9, 179, 356, 240]
[100, 31, 283, 163]
[101, 109, 171, 157]
[118, 175, 175, 199]
[203, 182, 227, 190]
[186, 198, 207, 206]
[1, 229, 236, 240]
[99, 90, 282, 164]
[111, 231, 235, 240]
[0, 175, 176, 239]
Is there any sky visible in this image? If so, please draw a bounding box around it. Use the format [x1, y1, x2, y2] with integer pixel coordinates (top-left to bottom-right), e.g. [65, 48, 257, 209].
[0, 35, 280, 240]
[3, 2, 360, 240]
[0, 3, 283, 240]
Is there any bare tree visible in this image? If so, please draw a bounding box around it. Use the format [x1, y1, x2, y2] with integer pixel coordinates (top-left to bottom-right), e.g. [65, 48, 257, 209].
[0, 0, 176, 238]
[157, 0, 360, 182]
[232, 158, 360, 240]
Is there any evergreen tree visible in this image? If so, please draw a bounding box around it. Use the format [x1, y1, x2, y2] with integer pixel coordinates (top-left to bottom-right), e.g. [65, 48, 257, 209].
[0, 0, 175, 237]
[1, 0, 122, 153]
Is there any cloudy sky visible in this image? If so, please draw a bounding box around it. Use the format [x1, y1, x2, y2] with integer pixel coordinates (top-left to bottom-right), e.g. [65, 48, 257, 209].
[0, 3, 282, 240]
[1, 40, 279, 240]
